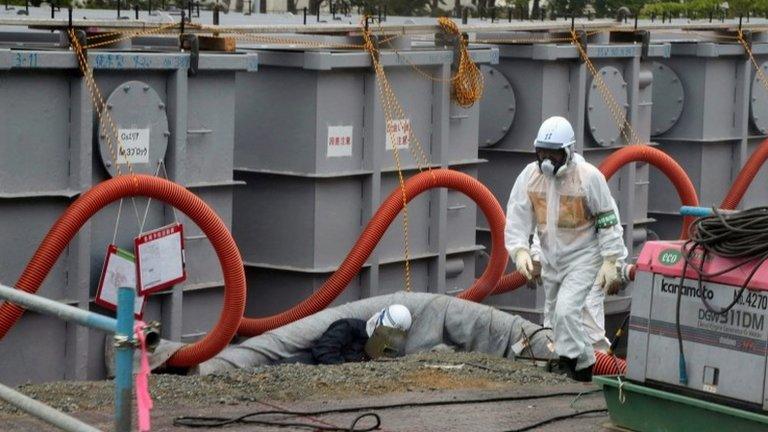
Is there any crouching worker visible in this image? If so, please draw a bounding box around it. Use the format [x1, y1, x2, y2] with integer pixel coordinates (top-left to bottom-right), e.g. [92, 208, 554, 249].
[311, 304, 412, 365]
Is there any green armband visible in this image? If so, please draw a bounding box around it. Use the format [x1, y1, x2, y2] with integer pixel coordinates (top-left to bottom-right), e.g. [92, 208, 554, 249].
[595, 210, 618, 229]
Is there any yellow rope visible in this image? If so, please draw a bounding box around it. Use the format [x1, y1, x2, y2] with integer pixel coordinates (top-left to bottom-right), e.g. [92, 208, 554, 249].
[571, 30, 643, 146]
[69, 29, 137, 187]
[83, 22, 185, 49]
[362, 18, 419, 293]
[738, 30, 768, 96]
[437, 17, 484, 108]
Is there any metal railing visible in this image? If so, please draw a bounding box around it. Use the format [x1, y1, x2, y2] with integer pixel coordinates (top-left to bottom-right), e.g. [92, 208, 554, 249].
[0, 283, 152, 432]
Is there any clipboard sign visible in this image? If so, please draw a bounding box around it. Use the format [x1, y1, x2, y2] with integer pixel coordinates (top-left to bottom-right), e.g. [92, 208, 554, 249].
[135, 223, 186, 296]
[95, 244, 146, 318]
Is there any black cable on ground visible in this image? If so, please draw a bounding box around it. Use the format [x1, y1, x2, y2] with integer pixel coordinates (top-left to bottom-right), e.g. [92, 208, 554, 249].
[174, 410, 380, 430]
[173, 390, 603, 429]
[501, 409, 608, 432]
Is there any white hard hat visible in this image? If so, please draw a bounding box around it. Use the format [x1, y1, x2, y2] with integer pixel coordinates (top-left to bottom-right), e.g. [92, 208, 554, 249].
[534, 116, 576, 149]
[366, 304, 412, 336]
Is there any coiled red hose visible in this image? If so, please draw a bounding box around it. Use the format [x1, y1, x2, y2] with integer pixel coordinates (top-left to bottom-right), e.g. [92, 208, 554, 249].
[0, 175, 246, 368]
[721, 137, 768, 210]
[238, 169, 509, 336]
[492, 145, 699, 296]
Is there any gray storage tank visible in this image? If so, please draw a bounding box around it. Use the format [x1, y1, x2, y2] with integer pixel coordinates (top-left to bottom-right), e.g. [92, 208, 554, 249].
[232, 38, 496, 316]
[649, 36, 768, 239]
[0, 38, 256, 384]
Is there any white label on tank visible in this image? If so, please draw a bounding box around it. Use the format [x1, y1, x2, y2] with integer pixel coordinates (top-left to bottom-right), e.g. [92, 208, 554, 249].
[386, 119, 411, 150]
[327, 126, 353, 158]
[117, 128, 150, 164]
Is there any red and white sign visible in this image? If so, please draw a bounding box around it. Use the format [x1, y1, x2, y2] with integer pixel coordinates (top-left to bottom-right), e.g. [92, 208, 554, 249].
[327, 126, 353, 158]
[135, 223, 186, 295]
[95, 244, 145, 317]
[386, 119, 411, 150]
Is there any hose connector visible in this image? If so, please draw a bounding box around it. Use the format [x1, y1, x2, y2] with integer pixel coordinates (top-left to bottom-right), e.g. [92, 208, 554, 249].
[619, 263, 635, 285]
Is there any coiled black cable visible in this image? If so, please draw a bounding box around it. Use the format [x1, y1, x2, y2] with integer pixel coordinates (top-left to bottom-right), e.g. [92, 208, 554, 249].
[683, 206, 768, 314]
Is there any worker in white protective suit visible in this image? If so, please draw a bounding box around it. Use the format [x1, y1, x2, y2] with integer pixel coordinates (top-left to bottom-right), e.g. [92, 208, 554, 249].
[505, 116, 627, 382]
[531, 233, 613, 354]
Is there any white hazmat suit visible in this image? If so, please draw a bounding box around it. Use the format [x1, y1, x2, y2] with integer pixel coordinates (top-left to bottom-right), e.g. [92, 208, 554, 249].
[506, 151, 627, 371]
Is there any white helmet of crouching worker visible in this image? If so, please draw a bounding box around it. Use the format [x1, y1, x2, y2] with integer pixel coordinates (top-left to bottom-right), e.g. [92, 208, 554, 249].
[533, 116, 576, 177]
[364, 304, 412, 360]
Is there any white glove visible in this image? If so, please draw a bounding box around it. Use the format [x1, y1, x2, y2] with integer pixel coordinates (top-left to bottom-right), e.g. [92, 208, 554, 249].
[597, 259, 621, 295]
[515, 249, 534, 280]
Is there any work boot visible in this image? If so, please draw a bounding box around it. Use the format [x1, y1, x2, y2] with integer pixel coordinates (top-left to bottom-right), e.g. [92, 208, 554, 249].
[554, 356, 593, 382]
[572, 363, 594, 383]
[554, 356, 578, 378]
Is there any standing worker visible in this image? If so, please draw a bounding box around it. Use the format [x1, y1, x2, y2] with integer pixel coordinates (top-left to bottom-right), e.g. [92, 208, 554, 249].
[505, 116, 627, 381]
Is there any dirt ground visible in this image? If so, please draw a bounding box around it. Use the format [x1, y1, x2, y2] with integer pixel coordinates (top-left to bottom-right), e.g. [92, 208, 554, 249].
[0, 351, 614, 431]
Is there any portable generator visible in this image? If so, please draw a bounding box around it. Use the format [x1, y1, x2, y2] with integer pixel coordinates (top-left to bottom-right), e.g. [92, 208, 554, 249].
[626, 239, 768, 411]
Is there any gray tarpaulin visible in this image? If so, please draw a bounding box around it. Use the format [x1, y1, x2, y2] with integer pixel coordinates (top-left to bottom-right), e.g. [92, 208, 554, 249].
[108, 292, 555, 375]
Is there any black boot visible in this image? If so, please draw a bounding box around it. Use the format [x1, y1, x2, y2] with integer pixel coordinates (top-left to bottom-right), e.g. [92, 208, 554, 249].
[555, 357, 593, 382]
[572, 363, 594, 383]
[556, 356, 578, 379]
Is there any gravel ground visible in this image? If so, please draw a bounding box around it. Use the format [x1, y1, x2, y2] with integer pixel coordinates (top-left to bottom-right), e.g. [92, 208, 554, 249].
[0, 351, 573, 416]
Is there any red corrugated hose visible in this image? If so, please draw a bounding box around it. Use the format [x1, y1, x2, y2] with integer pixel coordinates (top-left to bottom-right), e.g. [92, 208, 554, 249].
[721, 137, 768, 210]
[5, 144, 711, 375]
[594, 351, 626, 375]
[238, 168, 509, 336]
[0, 175, 246, 368]
[491, 145, 699, 297]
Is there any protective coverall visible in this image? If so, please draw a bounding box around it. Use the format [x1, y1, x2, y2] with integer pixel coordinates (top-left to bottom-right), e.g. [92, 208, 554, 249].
[506, 153, 627, 370]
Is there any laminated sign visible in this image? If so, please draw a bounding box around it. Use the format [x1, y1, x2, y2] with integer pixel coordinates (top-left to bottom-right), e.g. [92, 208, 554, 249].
[117, 128, 150, 164]
[135, 223, 186, 295]
[386, 119, 411, 150]
[95, 245, 145, 317]
[327, 126, 353, 158]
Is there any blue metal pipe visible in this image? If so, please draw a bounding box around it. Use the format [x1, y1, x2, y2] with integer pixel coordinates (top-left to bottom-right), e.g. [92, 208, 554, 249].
[680, 206, 739, 218]
[0, 382, 103, 432]
[0, 283, 137, 431]
[0, 283, 116, 333]
[114, 286, 135, 432]
[680, 206, 716, 217]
